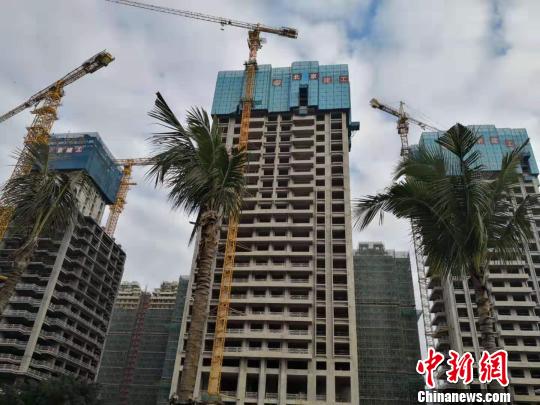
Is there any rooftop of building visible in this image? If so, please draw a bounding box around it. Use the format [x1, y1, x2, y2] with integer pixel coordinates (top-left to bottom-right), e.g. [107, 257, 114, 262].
[49, 132, 122, 203]
[355, 241, 409, 258]
[211, 61, 352, 116]
[117, 280, 183, 298]
[419, 125, 539, 176]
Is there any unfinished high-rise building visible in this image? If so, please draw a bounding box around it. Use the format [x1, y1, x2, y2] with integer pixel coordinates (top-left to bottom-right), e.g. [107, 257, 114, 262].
[0, 133, 125, 383]
[421, 126, 540, 404]
[170, 61, 360, 404]
[97, 278, 189, 405]
[354, 242, 423, 404]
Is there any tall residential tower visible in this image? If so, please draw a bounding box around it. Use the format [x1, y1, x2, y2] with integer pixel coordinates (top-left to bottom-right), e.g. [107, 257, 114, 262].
[0, 133, 125, 383]
[171, 61, 360, 404]
[423, 126, 540, 404]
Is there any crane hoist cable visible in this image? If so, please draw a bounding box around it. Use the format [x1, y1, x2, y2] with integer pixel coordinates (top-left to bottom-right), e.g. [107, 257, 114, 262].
[106, 1, 297, 401]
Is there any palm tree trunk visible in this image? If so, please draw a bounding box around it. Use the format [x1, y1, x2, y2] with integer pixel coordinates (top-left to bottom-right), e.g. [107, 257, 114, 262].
[473, 281, 497, 353]
[0, 242, 36, 315]
[177, 210, 219, 403]
[472, 276, 505, 393]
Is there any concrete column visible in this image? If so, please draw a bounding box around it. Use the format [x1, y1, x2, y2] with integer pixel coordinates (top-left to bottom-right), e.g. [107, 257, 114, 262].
[324, 112, 336, 403]
[170, 231, 201, 400]
[279, 359, 287, 404]
[307, 360, 317, 402]
[341, 112, 360, 404]
[257, 359, 266, 404]
[19, 221, 75, 373]
[237, 358, 247, 404]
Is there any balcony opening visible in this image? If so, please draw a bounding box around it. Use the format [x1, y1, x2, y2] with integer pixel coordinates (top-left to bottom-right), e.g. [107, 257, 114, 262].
[335, 362, 350, 371]
[287, 360, 308, 370]
[316, 376, 326, 400]
[265, 374, 279, 399]
[334, 325, 348, 337]
[199, 372, 209, 392]
[245, 373, 259, 399]
[334, 308, 348, 320]
[287, 375, 307, 400]
[316, 342, 326, 355]
[220, 372, 239, 396]
[335, 376, 351, 402]
[268, 341, 280, 351]
[247, 359, 260, 368]
[334, 343, 350, 356]
[266, 359, 279, 369]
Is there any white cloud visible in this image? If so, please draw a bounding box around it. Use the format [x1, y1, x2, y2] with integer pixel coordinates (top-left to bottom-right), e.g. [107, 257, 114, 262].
[1, 0, 540, 290]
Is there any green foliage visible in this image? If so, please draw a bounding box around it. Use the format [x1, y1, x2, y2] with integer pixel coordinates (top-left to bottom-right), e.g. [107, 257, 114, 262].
[1, 143, 87, 251]
[147, 92, 246, 235]
[354, 123, 536, 281]
[0, 376, 102, 405]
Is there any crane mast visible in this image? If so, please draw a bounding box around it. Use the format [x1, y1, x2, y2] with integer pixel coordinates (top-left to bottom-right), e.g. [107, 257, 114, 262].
[0, 51, 114, 240]
[369, 98, 441, 353]
[370, 98, 439, 156]
[105, 158, 153, 237]
[106, 1, 297, 401]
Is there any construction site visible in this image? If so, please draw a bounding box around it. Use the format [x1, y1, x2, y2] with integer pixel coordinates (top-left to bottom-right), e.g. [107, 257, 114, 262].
[97, 279, 189, 405]
[1, 1, 540, 405]
[353, 242, 423, 404]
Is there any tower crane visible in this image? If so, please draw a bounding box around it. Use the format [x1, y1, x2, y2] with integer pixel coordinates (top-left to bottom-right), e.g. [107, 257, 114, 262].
[106, 0, 297, 401]
[370, 98, 442, 352]
[370, 98, 439, 156]
[105, 158, 154, 237]
[0, 50, 115, 240]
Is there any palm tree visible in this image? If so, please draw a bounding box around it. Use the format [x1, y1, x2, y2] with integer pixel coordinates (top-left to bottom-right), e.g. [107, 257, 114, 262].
[0, 143, 86, 314]
[355, 124, 536, 357]
[147, 93, 246, 403]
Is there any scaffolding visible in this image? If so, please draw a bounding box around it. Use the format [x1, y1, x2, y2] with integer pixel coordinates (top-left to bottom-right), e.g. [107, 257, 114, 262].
[97, 279, 189, 405]
[157, 278, 189, 405]
[354, 242, 424, 404]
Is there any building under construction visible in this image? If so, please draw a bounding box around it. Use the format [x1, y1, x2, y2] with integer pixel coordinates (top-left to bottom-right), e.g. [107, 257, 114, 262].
[354, 242, 423, 404]
[170, 61, 360, 404]
[0, 132, 125, 382]
[97, 277, 189, 405]
[424, 126, 540, 404]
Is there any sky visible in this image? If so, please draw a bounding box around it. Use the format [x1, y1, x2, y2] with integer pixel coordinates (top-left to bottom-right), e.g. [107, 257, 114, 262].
[1, 0, 540, 293]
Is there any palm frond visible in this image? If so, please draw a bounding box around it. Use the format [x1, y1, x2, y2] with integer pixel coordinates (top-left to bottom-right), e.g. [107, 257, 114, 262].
[146, 93, 247, 231]
[354, 122, 536, 281]
[2, 143, 85, 251]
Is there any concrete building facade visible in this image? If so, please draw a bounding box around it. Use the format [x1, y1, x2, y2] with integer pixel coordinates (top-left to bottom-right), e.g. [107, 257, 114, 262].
[422, 126, 540, 404]
[0, 132, 125, 383]
[354, 242, 423, 404]
[171, 61, 360, 404]
[97, 278, 189, 405]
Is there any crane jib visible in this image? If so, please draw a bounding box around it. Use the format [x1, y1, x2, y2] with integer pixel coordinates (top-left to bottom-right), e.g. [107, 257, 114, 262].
[0, 51, 114, 124]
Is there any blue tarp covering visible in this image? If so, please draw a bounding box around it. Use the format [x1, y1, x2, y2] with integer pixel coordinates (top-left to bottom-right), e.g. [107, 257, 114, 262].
[49, 133, 121, 204]
[419, 125, 539, 176]
[211, 61, 351, 115]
